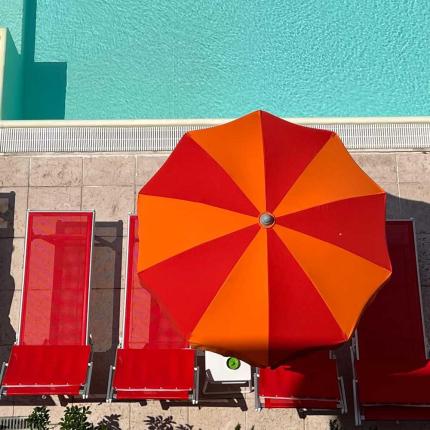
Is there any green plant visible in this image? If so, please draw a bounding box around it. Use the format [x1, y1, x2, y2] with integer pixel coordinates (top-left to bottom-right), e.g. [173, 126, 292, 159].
[234, 425, 241, 430]
[59, 405, 93, 430]
[27, 406, 50, 430]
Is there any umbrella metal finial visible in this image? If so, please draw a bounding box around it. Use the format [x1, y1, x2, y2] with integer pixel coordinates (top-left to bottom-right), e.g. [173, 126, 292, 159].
[259, 213, 275, 228]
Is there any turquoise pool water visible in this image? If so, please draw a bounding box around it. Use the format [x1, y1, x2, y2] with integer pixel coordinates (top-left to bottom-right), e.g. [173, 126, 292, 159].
[1, 0, 429, 119]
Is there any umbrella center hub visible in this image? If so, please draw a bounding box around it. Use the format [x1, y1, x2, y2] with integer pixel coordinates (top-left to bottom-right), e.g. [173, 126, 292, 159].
[259, 213, 275, 228]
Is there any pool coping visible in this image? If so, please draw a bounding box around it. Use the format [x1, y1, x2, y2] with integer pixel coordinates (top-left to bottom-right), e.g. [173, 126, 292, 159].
[1, 119, 429, 153]
[1, 116, 430, 128]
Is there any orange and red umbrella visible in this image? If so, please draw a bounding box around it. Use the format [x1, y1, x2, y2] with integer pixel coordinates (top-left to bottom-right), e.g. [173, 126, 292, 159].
[137, 110, 392, 367]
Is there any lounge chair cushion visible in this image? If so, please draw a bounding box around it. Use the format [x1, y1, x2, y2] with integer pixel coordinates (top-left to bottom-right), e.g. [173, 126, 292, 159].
[259, 350, 340, 409]
[113, 348, 195, 400]
[358, 359, 430, 406]
[2, 345, 90, 396]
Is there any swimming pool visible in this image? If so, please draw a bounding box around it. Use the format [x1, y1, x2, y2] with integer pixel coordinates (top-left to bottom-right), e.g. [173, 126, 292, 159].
[1, 0, 429, 119]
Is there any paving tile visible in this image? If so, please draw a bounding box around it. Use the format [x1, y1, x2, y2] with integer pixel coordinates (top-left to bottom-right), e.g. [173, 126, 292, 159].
[0, 157, 29, 187]
[83, 156, 135, 186]
[416, 234, 430, 287]
[30, 156, 82, 186]
[421, 287, 430, 355]
[0, 288, 20, 346]
[398, 182, 430, 234]
[88, 287, 121, 395]
[130, 402, 188, 429]
[87, 402, 130, 429]
[0, 190, 15, 236]
[28, 186, 81, 211]
[91, 233, 124, 289]
[82, 186, 134, 233]
[0, 344, 12, 366]
[13, 402, 78, 428]
[88, 288, 121, 353]
[0, 401, 14, 417]
[0, 187, 28, 237]
[379, 181, 400, 219]
[188, 403, 246, 430]
[89, 289, 121, 396]
[13, 401, 129, 429]
[398, 152, 430, 183]
[0, 238, 24, 291]
[136, 155, 168, 188]
[351, 153, 397, 183]
[246, 399, 304, 430]
[303, 415, 337, 430]
[365, 421, 430, 430]
[118, 287, 126, 342]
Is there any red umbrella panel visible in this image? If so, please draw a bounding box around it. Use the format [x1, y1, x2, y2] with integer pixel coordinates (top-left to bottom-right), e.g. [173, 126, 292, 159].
[137, 110, 392, 367]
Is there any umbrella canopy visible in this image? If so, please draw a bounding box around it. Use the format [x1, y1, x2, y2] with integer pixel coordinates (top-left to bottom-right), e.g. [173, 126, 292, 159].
[137, 110, 392, 367]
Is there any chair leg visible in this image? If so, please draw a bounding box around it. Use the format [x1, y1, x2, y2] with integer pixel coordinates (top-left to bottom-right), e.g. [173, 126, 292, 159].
[337, 376, 347, 414]
[254, 371, 262, 411]
[106, 365, 115, 403]
[192, 366, 200, 404]
[0, 362, 7, 399]
[350, 345, 362, 426]
[82, 361, 93, 399]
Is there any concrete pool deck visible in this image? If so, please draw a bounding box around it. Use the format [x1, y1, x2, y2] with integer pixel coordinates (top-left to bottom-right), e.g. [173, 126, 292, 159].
[1, 122, 430, 428]
[0, 114, 430, 430]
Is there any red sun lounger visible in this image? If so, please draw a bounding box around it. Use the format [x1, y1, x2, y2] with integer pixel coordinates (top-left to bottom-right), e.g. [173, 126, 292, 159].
[0, 211, 95, 398]
[255, 349, 346, 415]
[352, 220, 430, 424]
[107, 215, 199, 402]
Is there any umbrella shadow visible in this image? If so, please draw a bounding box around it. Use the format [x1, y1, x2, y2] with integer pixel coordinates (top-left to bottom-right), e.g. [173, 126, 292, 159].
[323, 192, 430, 428]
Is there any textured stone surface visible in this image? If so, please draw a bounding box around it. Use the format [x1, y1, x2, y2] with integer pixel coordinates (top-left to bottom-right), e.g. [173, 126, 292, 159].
[82, 186, 134, 231]
[379, 181, 401, 219]
[130, 402, 188, 429]
[136, 155, 168, 188]
[83, 156, 135, 186]
[303, 415, 338, 429]
[421, 287, 430, 351]
[1, 151, 430, 429]
[87, 402, 130, 429]
[28, 186, 81, 211]
[352, 152, 397, 183]
[0, 287, 20, 345]
[0, 402, 13, 419]
[0, 187, 28, 237]
[417, 235, 430, 287]
[91, 232, 124, 289]
[30, 157, 82, 186]
[89, 288, 121, 353]
[399, 182, 430, 233]
[247, 407, 305, 430]
[188, 404, 246, 430]
[0, 238, 24, 291]
[398, 153, 430, 183]
[0, 157, 29, 187]
[88, 288, 121, 395]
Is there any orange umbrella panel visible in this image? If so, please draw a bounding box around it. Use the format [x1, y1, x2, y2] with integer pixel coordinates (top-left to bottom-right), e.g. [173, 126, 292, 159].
[137, 110, 392, 368]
